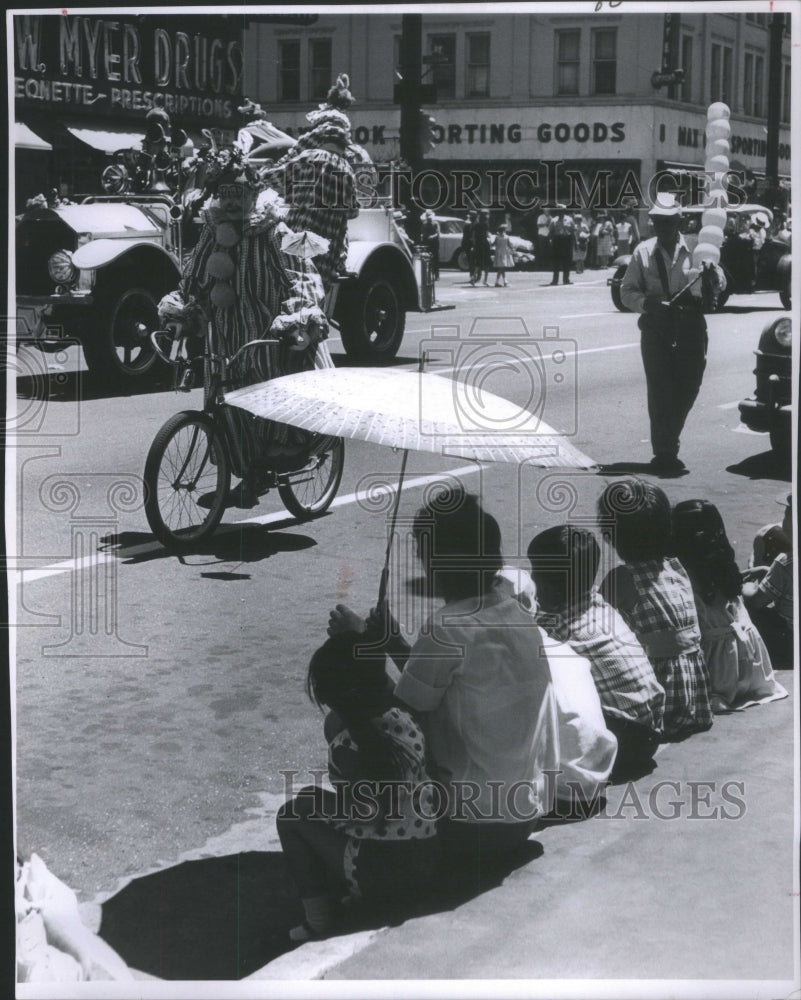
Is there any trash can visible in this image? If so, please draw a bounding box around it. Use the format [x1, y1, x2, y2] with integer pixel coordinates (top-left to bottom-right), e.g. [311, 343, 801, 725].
[412, 246, 435, 311]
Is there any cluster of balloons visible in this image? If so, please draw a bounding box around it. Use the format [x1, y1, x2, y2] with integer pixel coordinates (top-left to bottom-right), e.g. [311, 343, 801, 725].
[693, 102, 731, 270]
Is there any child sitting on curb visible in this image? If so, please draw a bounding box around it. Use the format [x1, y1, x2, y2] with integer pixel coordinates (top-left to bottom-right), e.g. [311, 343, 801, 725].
[527, 526, 666, 781]
[597, 479, 713, 741]
[276, 632, 439, 943]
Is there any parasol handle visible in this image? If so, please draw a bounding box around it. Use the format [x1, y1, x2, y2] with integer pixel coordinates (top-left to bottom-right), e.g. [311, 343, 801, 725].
[378, 448, 409, 608]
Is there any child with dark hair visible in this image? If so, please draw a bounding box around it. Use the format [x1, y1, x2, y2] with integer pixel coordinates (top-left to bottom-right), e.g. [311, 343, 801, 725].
[527, 525, 665, 780]
[674, 501, 787, 712]
[329, 485, 560, 865]
[276, 631, 439, 943]
[597, 478, 713, 740]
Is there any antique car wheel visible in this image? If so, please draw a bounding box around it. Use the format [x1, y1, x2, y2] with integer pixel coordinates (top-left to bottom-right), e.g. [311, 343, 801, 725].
[82, 286, 161, 380]
[779, 284, 791, 310]
[454, 248, 470, 271]
[610, 265, 631, 312]
[339, 274, 406, 362]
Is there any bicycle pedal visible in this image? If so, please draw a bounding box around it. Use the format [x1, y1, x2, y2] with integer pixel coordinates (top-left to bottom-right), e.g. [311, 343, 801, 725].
[177, 369, 195, 392]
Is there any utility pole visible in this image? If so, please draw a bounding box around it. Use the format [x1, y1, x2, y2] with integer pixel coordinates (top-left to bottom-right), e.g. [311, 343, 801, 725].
[398, 14, 423, 241]
[765, 12, 786, 211]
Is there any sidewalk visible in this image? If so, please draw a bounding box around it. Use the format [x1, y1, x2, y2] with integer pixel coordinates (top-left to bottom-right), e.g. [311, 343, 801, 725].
[252, 670, 798, 990]
[80, 671, 797, 993]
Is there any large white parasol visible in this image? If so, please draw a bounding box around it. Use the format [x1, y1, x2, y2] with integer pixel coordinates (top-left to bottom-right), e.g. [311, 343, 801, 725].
[225, 366, 596, 600]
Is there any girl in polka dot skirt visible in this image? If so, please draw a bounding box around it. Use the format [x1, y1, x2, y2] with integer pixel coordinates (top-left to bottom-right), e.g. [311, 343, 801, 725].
[277, 631, 440, 943]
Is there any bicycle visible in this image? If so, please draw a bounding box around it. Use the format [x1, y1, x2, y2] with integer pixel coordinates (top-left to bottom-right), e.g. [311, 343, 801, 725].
[143, 314, 344, 550]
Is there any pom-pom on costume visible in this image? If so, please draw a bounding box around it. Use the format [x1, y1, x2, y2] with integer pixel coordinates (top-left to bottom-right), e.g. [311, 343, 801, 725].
[159, 143, 334, 458]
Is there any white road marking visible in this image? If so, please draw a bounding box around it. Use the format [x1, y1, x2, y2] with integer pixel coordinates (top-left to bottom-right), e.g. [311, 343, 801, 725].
[432, 341, 639, 377]
[15, 465, 483, 585]
[558, 311, 617, 320]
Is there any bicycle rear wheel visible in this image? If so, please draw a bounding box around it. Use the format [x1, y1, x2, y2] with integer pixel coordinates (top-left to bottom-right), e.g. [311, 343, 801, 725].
[144, 411, 231, 549]
[278, 437, 344, 520]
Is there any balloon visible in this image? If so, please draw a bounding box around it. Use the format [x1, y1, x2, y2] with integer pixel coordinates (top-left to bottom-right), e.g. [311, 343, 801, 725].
[702, 207, 728, 229]
[706, 188, 729, 210]
[705, 138, 730, 159]
[698, 225, 724, 247]
[707, 102, 731, 120]
[705, 154, 729, 174]
[706, 120, 731, 141]
[693, 242, 720, 265]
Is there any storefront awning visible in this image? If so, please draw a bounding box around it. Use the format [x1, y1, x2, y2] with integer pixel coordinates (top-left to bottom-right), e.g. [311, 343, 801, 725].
[15, 122, 52, 151]
[66, 125, 145, 154]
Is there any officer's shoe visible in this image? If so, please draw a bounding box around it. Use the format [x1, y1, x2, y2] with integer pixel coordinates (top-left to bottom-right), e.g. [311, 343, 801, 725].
[649, 455, 687, 475]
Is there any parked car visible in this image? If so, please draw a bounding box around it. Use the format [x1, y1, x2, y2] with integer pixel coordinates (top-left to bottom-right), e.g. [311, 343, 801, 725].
[738, 316, 793, 460]
[15, 193, 427, 381]
[430, 216, 536, 271]
[608, 204, 791, 313]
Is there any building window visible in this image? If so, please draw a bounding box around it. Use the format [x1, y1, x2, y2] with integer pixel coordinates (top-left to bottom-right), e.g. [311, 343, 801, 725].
[782, 62, 791, 122]
[278, 40, 301, 102]
[592, 28, 617, 95]
[710, 42, 733, 104]
[746, 13, 767, 27]
[743, 52, 764, 116]
[428, 33, 456, 99]
[555, 29, 580, 96]
[309, 38, 332, 101]
[680, 35, 693, 102]
[466, 33, 490, 97]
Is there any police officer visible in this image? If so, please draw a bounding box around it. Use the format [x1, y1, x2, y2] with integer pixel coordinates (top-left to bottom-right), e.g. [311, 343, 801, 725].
[620, 193, 725, 474]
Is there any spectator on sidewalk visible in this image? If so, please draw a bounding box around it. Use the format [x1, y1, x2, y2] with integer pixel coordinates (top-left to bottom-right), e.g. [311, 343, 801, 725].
[596, 214, 615, 268]
[673, 500, 787, 712]
[573, 215, 590, 274]
[277, 631, 440, 942]
[420, 210, 441, 280]
[548, 205, 576, 285]
[472, 209, 492, 285]
[743, 492, 794, 669]
[527, 525, 665, 781]
[597, 478, 714, 741]
[328, 486, 560, 868]
[462, 209, 478, 282]
[493, 223, 515, 286]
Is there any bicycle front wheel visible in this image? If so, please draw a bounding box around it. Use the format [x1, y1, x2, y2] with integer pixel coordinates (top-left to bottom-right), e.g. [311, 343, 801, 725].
[278, 437, 344, 520]
[144, 411, 231, 549]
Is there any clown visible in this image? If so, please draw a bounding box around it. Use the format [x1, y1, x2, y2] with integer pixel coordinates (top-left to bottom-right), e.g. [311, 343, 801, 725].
[159, 141, 334, 495]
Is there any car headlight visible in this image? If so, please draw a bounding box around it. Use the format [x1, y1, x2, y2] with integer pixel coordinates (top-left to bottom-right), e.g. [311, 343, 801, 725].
[47, 249, 77, 285]
[771, 317, 792, 349]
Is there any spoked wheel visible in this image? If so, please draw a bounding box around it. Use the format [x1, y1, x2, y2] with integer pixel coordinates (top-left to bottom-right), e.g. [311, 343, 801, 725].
[144, 411, 231, 549]
[278, 436, 344, 520]
[83, 287, 161, 381]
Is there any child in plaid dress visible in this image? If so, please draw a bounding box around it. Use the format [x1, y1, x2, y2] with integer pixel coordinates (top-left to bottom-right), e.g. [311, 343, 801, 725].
[674, 500, 787, 712]
[527, 525, 666, 779]
[597, 479, 713, 740]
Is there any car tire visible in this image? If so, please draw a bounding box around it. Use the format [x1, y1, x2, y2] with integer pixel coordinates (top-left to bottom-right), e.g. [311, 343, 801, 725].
[82, 286, 161, 381]
[779, 284, 791, 310]
[610, 266, 630, 312]
[454, 248, 470, 272]
[339, 273, 406, 362]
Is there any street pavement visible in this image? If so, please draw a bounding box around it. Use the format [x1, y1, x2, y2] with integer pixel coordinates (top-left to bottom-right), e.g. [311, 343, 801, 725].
[10, 265, 798, 992]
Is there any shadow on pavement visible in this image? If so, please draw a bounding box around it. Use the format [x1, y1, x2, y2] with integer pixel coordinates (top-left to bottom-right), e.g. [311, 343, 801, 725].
[726, 451, 791, 482]
[329, 351, 421, 369]
[98, 843, 544, 981]
[102, 524, 318, 567]
[16, 368, 176, 403]
[596, 461, 689, 480]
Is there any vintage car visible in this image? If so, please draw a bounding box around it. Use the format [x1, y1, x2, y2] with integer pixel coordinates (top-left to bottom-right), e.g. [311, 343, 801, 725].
[738, 316, 793, 460]
[608, 204, 791, 313]
[15, 193, 425, 382]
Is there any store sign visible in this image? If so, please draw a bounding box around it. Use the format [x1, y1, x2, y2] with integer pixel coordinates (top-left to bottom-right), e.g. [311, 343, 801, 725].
[677, 123, 789, 162]
[13, 14, 243, 123]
